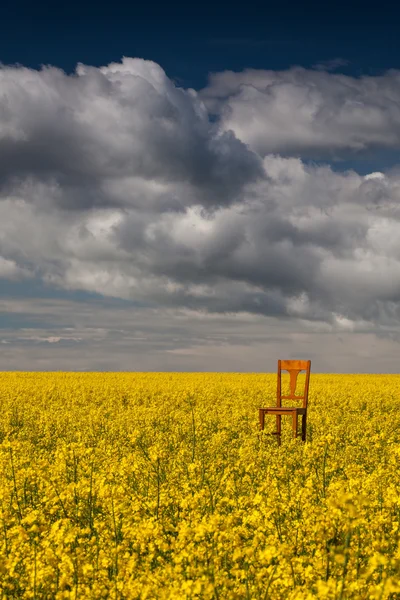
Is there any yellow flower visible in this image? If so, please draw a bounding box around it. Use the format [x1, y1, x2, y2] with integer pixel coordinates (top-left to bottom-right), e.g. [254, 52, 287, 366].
[0, 371, 399, 598]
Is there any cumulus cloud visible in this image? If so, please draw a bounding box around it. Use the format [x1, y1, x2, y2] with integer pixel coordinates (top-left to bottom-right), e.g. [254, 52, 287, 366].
[0, 58, 262, 211]
[1, 57, 400, 354]
[199, 67, 400, 157]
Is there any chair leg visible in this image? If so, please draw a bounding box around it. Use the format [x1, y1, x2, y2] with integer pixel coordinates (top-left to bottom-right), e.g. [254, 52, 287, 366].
[276, 413, 281, 447]
[259, 409, 265, 430]
[292, 413, 298, 438]
[301, 414, 307, 442]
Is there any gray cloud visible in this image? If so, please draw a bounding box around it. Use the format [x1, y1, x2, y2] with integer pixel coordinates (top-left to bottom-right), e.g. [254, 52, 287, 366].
[199, 67, 400, 157]
[0, 59, 263, 211]
[1, 58, 400, 372]
[1, 157, 400, 331]
[1, 297, 399, 373]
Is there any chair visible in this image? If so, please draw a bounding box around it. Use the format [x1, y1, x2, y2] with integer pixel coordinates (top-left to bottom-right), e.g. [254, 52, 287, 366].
[259, 360, 311, 442]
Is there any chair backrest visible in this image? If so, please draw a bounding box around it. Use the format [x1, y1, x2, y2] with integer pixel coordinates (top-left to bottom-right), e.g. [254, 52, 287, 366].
[277, 359, 311, 409]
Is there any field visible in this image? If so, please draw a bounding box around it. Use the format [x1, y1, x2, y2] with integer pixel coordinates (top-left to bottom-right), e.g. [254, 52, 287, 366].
[0, 372, 400, 599]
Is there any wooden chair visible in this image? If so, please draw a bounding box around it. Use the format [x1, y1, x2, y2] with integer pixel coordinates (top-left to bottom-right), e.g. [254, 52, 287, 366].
[259, 360, 311, 442]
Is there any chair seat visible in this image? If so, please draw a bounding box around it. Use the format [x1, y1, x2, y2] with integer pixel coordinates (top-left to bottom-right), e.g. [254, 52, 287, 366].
[260, 406, 306, 415]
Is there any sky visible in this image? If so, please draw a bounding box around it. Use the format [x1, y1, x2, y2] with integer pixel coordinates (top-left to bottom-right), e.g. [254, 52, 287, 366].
[1, 0, 400, 373]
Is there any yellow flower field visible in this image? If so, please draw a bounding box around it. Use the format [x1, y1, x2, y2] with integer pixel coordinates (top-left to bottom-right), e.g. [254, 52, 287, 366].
[0, 372, 400, 599]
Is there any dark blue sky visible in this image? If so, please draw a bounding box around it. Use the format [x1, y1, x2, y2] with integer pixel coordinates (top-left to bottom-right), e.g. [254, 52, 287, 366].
[2, 0, 400, 89]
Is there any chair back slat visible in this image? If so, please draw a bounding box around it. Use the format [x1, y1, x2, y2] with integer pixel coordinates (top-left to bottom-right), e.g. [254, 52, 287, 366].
[280, 359, 309, 371]
[277, 360, 311, 408]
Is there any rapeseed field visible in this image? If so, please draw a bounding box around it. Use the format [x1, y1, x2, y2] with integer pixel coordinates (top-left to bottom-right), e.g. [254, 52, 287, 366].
[0, 372, 400, 599]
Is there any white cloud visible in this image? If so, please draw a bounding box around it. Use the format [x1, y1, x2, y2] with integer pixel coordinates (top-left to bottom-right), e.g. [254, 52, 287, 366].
[15, 335, 82, 343]
[364, 172, 385, 181]
[199, 67, 400, 157]
[1, 154, 400, 330]
[1, 58, 400, 372]
[0, 256, 32, 279]
[0, 58, 262, 211]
